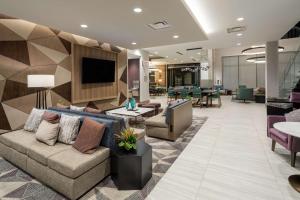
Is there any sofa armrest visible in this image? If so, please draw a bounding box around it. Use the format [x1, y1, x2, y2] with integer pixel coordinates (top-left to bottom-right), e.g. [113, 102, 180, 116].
[267, 115, 286, 137]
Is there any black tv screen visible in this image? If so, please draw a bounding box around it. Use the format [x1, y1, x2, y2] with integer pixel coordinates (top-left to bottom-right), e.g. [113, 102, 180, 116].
[81, 57, 115, 84]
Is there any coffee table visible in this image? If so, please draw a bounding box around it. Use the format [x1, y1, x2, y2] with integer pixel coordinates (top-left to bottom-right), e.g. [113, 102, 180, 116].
[106, 107, 154, 127]
[274, 122, 300, 193]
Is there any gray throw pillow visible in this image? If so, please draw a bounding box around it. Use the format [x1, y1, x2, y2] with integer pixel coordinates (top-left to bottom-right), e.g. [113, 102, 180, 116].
[36, 120, 60, 146]
[58, 114, 81, 144]
[24, 108, 45, 132]
[70, 105, 85, 112]
[285, 109, 300, 122]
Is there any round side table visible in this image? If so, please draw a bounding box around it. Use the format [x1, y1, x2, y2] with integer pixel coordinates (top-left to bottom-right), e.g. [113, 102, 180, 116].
[274, 122, 300, 193]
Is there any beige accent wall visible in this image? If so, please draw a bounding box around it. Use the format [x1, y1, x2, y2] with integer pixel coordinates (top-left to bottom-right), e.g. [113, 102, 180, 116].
[0, 13, 128, 131]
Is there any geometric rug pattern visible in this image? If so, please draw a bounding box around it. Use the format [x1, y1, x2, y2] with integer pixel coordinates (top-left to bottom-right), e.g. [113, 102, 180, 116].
[0, 116, 207, 200]
[0, 13, 128, 132]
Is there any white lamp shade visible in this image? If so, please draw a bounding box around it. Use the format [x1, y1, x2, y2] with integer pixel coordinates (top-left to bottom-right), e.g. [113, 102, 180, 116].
[27, 75, 55, 88]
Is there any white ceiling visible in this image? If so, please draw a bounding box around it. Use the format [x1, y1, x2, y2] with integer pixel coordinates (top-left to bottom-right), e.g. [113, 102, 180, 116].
[0, 0, 299, 65]
[0, 0, 207, 49]
[144, 0, 300, 64]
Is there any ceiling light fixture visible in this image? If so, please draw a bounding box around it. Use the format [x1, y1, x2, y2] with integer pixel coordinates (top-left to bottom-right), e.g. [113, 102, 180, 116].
[246, 56, 266, 64]
[197, 52, 201, 55]
[237, 43, 241, 46]
[131, 42, 137, 45]
[173, 35, 179, 39]
[237, 17, 244, 22]
[133, 7, 142, 13]
[80, 24, 88, 28]
[154, 51, 158, 54]
[236, 33, 243, 37]
[242, 46, 284, 55]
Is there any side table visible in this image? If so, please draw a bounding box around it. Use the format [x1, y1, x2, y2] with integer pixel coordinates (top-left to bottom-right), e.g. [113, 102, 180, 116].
[111, 140, 152, 190]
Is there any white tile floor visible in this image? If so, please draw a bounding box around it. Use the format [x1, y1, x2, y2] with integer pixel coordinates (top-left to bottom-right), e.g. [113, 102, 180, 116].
[147, 96, 300, 200]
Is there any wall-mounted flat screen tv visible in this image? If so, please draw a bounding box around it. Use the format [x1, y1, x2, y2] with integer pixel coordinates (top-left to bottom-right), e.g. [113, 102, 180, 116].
[81, 57, 115, 84]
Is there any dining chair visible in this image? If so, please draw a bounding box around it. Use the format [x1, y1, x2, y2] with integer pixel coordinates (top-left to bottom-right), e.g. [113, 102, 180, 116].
[209, 88, 222, 107]
[167, 88, 176, 101]
[180, 88, 189, 99]
[192, 87, 202, 107]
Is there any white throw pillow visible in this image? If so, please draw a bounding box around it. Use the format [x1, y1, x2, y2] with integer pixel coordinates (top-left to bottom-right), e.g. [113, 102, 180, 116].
[36, 120, 59, 146]
[70, 105, 85, 112]
[58, 114, 81, 144]
[24, 108, 45, 132]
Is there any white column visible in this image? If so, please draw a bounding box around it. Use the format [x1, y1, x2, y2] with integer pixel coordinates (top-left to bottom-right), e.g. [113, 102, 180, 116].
[265, 41, 279, 98]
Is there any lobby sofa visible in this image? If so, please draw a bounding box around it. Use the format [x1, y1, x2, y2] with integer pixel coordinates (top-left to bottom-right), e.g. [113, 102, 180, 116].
[267, 115, 300, 166]
[145, 100, 192, 141]
[0, 108, 127, 200]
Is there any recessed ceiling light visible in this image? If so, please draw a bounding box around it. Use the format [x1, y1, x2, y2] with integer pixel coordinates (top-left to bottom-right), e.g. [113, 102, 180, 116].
[133, 7, 142, 13]
[236, 33, 243, 37]
[197, 52, 201, 55]
[173, 35, 179, 39]
[166, 56, 169, 58]
[154, 51, 158, 54]
[237, 43, 241, 46]
[131, 42, 137, 45]
[237, 17, 244, 22]
[80, 24, 88, 28]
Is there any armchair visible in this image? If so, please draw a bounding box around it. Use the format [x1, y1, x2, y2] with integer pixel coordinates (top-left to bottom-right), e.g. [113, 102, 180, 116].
[267, 115, 300, 167]
[236, 88, 254, 102]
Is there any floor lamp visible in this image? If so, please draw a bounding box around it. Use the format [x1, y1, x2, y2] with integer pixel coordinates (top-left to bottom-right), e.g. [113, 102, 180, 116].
[27, 75, 55, 109]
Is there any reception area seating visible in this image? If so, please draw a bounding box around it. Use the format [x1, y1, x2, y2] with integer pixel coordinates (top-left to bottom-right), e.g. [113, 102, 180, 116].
[145, 100, 192, 141]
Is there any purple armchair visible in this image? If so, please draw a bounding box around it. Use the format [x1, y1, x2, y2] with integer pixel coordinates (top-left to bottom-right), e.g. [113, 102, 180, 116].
[267, 115, 300, 166]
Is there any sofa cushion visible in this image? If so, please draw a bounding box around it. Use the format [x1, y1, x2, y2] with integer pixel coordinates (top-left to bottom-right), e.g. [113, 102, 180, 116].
[24, 108, 45, 132]
[35, 120, 60, 146]
[27, 142, 71, 165]
[72, 118, 105, 154]
[84, 107, 102, 114]
[145, 114, 168, 128]
[58, 114, 81, 144]
[48, 147, 110, 178]
[0, 129, 36, 154]
[42, 112, 60, 124]
[270, 128, 288, 143]
[70, 105, 85, 112]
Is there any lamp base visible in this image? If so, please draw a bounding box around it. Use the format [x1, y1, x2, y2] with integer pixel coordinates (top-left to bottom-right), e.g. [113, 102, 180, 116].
[36, 90, 48, 109]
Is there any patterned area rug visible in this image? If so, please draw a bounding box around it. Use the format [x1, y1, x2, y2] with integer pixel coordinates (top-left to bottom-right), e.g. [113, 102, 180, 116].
[0, 116, 207, 200]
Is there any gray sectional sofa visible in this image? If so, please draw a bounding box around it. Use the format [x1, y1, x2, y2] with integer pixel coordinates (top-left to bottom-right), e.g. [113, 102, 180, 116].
[145, 100, 192, 141]
[0, 108, 128, 200]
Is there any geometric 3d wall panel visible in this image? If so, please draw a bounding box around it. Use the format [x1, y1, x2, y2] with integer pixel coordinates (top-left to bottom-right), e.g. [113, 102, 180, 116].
[0, 13, 127, 131]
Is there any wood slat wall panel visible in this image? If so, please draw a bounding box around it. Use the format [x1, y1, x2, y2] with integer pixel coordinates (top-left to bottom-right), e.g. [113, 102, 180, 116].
[72, 44, 118, 103]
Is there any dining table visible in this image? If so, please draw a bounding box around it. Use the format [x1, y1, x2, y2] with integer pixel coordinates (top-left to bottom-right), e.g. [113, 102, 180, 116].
[201, 89, 217, 107]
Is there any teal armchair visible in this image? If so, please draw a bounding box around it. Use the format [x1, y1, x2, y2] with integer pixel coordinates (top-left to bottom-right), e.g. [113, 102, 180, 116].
[237, 88, 254, 102]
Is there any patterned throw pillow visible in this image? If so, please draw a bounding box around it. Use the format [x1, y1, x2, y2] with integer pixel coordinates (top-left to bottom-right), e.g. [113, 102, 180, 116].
[58, 114, 81, 144]
[285, 109, 300, 122]
[70, 105, 85, 112]
[24, 108, 45, 132]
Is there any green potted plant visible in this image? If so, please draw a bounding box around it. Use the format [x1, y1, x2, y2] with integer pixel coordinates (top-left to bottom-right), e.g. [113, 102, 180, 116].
[116, 128, 138, 152]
